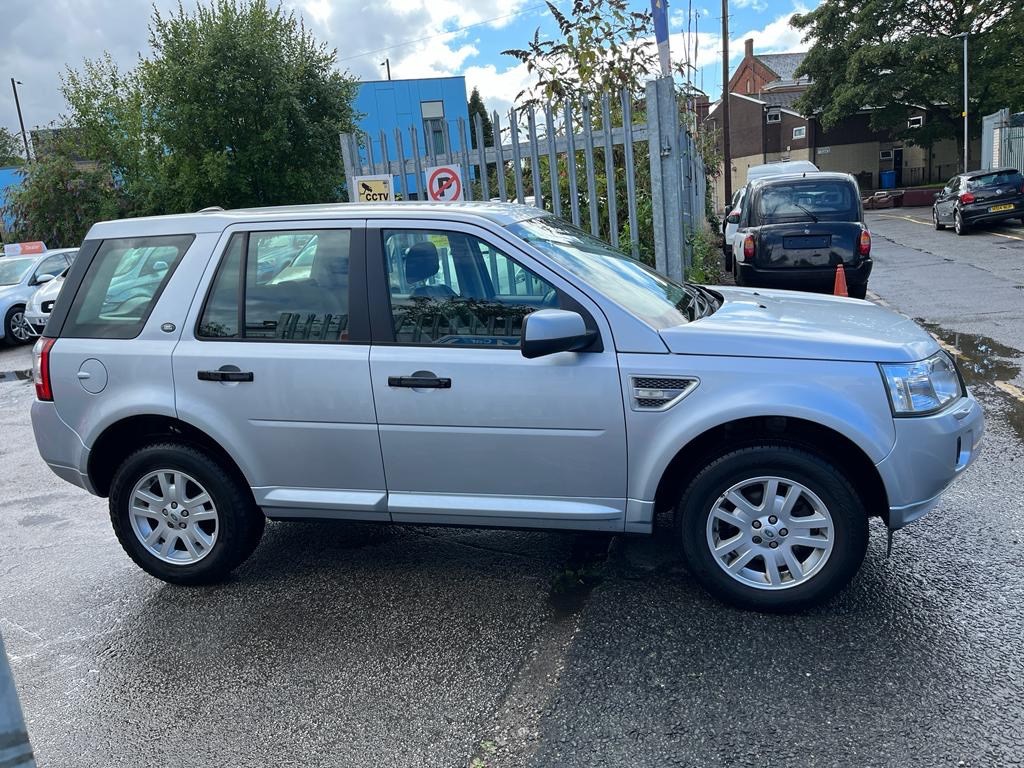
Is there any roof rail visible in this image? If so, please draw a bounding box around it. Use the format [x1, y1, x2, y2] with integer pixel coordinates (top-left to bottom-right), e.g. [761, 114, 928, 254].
[196, 206, 225, 213]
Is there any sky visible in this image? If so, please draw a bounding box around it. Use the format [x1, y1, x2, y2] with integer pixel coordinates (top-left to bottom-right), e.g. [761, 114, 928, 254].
[0, 0, 818, 138]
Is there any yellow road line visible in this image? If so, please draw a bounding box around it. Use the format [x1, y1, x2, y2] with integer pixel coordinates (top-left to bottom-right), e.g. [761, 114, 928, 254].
[990, 230, 1024, 242]
[995, 380, 1024, 403]
[873, 214, 930, 225]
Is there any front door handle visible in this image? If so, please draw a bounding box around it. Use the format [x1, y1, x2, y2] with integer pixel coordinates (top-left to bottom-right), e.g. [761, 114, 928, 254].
[388, 375, 451, 389]
[198, 369, 254, 382]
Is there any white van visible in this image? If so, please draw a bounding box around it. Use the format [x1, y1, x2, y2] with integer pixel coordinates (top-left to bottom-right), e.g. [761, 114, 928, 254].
[746, 160, 819, 183]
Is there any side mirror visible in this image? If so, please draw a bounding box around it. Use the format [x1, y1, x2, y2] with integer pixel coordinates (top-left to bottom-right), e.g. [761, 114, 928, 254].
[521, 309, 595, 359]
[34, 273, 55, 285]
[726, 212, 741, 224]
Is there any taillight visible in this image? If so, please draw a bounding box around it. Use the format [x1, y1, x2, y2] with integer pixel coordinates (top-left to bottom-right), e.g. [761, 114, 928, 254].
[959, 192, 975, 204]
[33, 337, 55, 401]
[857, 230, 871, 256]
[742, 234, 755, 262]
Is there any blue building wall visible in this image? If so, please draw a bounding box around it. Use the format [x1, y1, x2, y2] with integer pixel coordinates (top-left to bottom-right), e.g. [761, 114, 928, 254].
[354, 76, 470, 198]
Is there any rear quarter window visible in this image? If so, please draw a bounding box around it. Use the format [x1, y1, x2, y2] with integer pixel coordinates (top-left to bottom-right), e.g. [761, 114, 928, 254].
[62, 235, 195, 339]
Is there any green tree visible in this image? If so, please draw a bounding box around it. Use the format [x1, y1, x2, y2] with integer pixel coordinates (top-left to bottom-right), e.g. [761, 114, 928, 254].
[0, 127, 25, 166]
[467, 87, 494, 148]
[502, 0, 654, 107]
[792, 0, 1024, 155]
[3, 146, 127, 247]
[143, 0, 359, 210]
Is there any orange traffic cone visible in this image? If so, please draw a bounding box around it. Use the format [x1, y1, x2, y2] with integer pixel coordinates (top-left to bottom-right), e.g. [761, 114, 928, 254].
[833, 264, 849, 297]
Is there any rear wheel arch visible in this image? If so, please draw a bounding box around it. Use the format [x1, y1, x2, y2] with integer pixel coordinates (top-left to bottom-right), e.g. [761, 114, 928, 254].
[653, 416, 889, 525]
[88, 415, 252, 500]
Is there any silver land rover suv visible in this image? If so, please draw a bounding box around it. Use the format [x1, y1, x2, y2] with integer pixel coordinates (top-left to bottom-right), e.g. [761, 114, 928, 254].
[30, 203, 983, 611]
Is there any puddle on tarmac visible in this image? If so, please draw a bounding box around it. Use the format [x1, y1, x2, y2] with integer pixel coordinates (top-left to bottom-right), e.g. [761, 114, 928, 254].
[918, 321, 1024, 441]
[0, 369, 32, 383]
[917, 321, 1022, 388]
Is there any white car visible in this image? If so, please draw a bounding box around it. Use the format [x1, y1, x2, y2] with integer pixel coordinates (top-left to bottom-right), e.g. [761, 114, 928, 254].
[24, 267, 70, 335]
[722, 187, 746, 269]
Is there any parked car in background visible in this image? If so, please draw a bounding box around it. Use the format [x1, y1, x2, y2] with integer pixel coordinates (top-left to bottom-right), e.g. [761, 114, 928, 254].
[24, 265, 72, 336]
[721, 187, 746, 270]
[31, 202, 981, 612]
[730, 172, 872, 299]
[0, 248, 78, 346]
[724, 162, 821, 270]
[932, 167, 1024, 235]
[746, 160, 819, 184]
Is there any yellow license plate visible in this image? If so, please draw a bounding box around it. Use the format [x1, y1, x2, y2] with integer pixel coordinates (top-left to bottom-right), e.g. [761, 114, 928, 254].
[990, 203, 1014, 212]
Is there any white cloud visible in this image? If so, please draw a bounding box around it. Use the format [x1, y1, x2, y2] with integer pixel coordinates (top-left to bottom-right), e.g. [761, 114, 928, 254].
[732, 3, 814, 57]
[733, 0, 769, 11]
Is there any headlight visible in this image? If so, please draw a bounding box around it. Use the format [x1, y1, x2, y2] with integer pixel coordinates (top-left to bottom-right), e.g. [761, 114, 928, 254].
[880, 352, 963, 415]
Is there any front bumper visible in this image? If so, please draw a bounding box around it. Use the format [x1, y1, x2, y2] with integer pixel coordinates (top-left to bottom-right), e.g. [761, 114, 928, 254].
[875, 392, 984, 530]
[31, 400, 95, 494]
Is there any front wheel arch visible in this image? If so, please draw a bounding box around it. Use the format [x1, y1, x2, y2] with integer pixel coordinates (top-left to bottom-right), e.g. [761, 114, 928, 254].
[652, 416, 889, 527]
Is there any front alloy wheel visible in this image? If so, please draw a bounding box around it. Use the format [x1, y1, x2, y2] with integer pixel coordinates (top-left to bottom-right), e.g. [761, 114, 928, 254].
[678, 445, 868, 611]
[933, 208, 945, 230]
[706, 476, 834, 590]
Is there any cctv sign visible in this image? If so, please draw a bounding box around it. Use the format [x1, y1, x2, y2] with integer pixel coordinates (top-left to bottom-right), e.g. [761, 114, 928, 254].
[353, 175, 394, 203]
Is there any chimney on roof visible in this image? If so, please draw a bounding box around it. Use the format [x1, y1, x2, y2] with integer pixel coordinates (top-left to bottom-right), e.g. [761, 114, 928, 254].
[745, 38, 754, 58]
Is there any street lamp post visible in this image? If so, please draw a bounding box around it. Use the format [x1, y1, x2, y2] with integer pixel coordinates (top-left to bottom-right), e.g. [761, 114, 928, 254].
[953, 32, 968, 171]
[10, 78, 31, 163]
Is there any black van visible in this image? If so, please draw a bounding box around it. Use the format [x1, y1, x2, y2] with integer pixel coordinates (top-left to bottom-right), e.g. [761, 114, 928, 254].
[731, 172, 871, 299]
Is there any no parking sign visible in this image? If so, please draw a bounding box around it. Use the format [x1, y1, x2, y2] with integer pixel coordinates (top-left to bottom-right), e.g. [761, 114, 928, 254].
[425, 165, 464, 202]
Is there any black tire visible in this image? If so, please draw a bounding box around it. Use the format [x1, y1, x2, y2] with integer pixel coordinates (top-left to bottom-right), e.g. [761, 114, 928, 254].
[932, 208, 945, 230]
[724, 246, 734, 272]
[848, 283, 867, 300]
[954, 211, 968, 236]
[733, 260, 745, 286]
[3, 305, 31, 347]
[676, 445, 868, 612]
[109, 442, 265, 585]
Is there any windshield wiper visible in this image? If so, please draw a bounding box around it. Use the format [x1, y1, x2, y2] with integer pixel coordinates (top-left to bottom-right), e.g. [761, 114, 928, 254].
[790, 203, 819, 223]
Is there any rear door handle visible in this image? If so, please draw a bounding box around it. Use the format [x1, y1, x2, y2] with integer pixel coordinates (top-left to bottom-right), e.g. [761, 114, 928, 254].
[388, 375, 451, 389]
[198, 369, 254, 382]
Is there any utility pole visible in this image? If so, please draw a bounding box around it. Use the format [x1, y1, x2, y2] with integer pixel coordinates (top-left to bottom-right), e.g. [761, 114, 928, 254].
[953, 33, 968, 171]
[721, 0, 732, 206]
[381, 58, 391, 81]
[10, 78, 31, 163]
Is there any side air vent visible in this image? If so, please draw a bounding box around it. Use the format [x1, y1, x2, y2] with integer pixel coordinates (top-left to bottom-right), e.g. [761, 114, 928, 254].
[630, 376, 699, 411]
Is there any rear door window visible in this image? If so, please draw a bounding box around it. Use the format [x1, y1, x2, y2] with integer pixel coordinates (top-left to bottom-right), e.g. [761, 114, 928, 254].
[755, 180, 859, 224]
[62, 235, 194, 339]
[198, 229, 352, 342]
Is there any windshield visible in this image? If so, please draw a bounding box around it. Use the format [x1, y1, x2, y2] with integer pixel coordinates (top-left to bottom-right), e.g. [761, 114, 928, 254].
[507, 216, 713, 328]
[0, 258, 35, 286]
[755, 180, 858, 224]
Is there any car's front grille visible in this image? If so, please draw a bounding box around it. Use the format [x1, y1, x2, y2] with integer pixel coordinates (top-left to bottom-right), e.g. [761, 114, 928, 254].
[630, 376, 699, 411]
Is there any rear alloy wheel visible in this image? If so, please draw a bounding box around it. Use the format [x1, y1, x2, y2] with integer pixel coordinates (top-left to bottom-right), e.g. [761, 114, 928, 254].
[932, 208, 945, 230]
[3, 306, 32, 346]
[109, 442, 265, 584]
[677, 445, 868, 611]
[954, 211, 968, 236]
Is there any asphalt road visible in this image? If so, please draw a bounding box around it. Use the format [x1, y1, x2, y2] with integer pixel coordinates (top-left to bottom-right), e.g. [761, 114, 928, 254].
[2, 217, 1023, 767]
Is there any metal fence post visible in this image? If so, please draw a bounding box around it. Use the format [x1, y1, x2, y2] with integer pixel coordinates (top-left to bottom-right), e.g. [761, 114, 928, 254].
[645, 77, 685, 281]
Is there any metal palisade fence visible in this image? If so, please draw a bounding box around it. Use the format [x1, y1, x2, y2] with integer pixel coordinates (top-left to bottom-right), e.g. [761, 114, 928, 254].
[340, 76, 707, 282]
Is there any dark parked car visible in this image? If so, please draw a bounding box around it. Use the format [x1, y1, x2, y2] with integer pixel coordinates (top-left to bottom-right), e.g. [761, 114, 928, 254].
[932, 167, 1024, 235]
[730, 172, 872, 299]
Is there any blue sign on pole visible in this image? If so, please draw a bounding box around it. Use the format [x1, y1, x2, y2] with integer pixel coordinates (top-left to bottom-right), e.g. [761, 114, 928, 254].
[651, 0, 671, 75]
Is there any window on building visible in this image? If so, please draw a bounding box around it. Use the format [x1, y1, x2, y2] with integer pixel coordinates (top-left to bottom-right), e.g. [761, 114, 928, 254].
[879, 150, 894, 161]
[908, 116, 924, 129]
[766, 109, 781, 124]
[421, 100, 446, 155]
[792, 126, 806, 140]
[746, 79, 752, 94]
